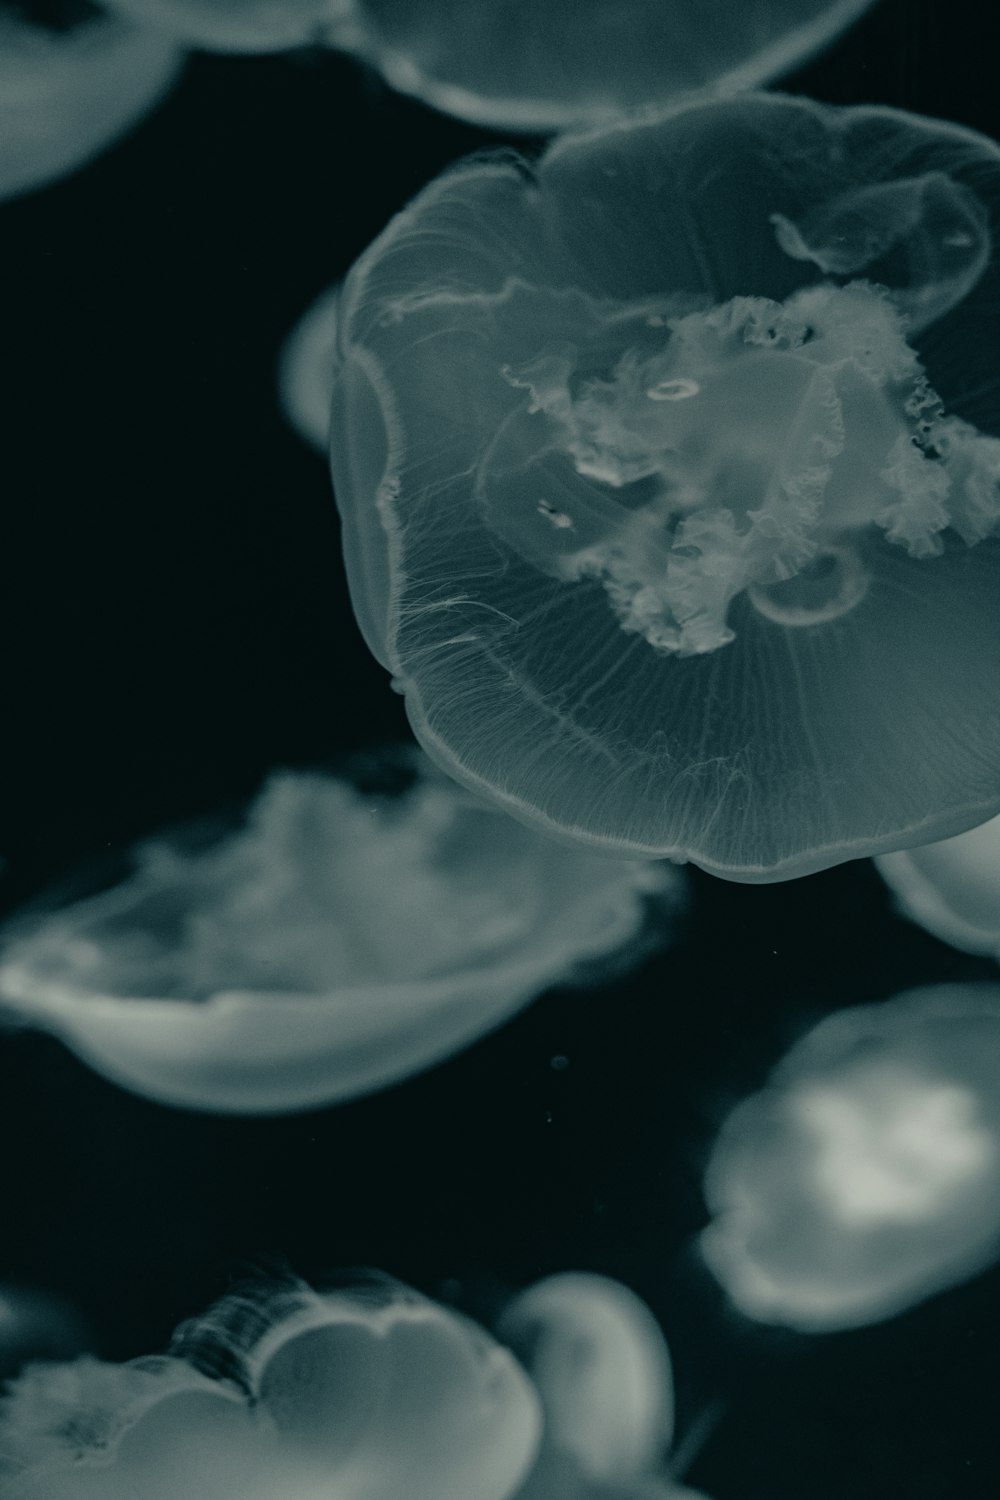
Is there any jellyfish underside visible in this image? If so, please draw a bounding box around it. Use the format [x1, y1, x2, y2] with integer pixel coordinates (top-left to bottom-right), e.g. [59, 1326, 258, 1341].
[700, 986, 1000, 1330]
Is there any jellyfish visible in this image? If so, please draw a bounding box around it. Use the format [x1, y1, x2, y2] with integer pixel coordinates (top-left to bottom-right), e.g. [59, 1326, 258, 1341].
[699, 983, 1000, 1332]
[0, 6, 182, 204]
[101, 0, 351, 53]
[278, 282, 342, 454]
[876, 813, 1000, 959]
[0, 1275, 543, 1500]
[331, 93, 1000, 881]
[0, 752, 678, 1114]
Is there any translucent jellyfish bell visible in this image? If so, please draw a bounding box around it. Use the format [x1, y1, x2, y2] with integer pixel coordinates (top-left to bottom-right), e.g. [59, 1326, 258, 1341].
[876, 813, 1000, 958]
[0, 1276, 543, 1500]
[332, 93, 1000, 881]
[700, 984, 1000, 1332]
[0, 754, 677, 1113]
[278, 282, 342, 453]
[327, 0, 877, 133]
[0, 8, 182, 204]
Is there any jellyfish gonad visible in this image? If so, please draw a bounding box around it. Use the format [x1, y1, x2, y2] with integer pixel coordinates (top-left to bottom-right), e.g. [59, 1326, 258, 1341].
[331, 92, 1000, 881]
[700, 984, 1000, 1331]
[0, 753, 678, 1114]
[0, 6, 181, 204]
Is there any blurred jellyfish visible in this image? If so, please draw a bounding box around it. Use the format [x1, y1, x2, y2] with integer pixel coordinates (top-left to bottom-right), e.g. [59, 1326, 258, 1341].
[700, 984, 1000, 1332]
[0, 752, 678, 1114]
[0, 1275, 543, 1500]
[331, 0, 877, 134]
[331, 93, 1000, 881]
[278, 282, 342, 453]
[0, 1285, 92, 1383]
[100, 0, 351, 52]
[876, 813, 1000, 958]
[0, 7, 182, 204]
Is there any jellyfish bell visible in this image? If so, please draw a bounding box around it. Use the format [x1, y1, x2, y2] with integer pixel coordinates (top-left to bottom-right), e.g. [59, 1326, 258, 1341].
[0, 6, 182, 204]
[332, 92, 1000, 882]
[0, 753, 678, 1114]
[325, 0, 877, 133]
[875, 812, 1000, 959]
[0, 1277, 543, 1500]
[278, 282, 342, 453]
[699, 983, 1000, 1332]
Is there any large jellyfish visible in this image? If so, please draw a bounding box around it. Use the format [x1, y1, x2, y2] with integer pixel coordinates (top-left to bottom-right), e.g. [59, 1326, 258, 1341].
[700, 984, 1000, 1332]
[331, 93, 1000, 881]
[0, 6, 182, 204]
[0, 753, 677, 1114]
[0, 1276, 543, 1500]
[876, 813, 1000, 959]
[102, 0, 876, 131]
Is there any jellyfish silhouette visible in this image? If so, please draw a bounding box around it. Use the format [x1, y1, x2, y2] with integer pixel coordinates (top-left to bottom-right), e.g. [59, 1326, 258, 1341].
[331, 92, 1000, 881]
[0, 8, 182, 204]
[278, 282, 342, 453]
[700, 983, 1000, 1331]
[0, 1276, 543, 1500]
[876, 813, 1000, 958]
[0, 753, 677, 1114]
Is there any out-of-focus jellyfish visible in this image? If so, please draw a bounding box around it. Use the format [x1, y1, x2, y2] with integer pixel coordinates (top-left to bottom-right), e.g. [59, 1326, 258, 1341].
[340, 0, 876, 134]
[0, 752, 678, 1114]
[876, 813, 1000, 958]
[0, 7, 182, 204]
[278, 282, 342, 453]
[498, 1273, 708, 1500]
[331, 93, 1000, 881]
[700, 983, 1000, 1332]
[0, 1276, 544, 1500]
[0, 1285, 92, 1383]
[101, 0, 349, 52]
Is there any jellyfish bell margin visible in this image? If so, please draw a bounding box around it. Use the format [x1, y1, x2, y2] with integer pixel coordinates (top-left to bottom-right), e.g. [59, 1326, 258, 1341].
[330, 91, 1000, 884]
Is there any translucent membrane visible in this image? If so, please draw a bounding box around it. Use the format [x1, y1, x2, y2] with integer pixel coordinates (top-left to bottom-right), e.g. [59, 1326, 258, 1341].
[876, 812, 1000, 958]
[0, 755, 677, 1114]
[332, 93, 1000, 881]
[330, 0, 878, 133]
[0, 8, 182, 203]
[278, 282, 342, 453]
[102, 0, 352, 52]
[0, 1277, 543, 1500]
[700, 984, 1000, 1331]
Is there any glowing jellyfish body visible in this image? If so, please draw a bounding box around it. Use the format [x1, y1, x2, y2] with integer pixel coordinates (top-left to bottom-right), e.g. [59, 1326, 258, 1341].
[0, 1278, 543, 1500]
[700, 984, 1000, 1331]
[331, 93, 1000, 881]
[279, 282, 342, 453]
[0, 757, 676, 1114]
[0, 10, 182, 204]
[876, 813, 1000, 958]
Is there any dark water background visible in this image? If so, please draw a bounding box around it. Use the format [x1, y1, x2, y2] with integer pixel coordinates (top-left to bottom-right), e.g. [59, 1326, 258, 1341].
[2, 2, 998, 1494]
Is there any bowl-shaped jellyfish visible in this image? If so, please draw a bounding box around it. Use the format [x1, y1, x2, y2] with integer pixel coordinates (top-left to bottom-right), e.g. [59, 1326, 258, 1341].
[700, 983, 1000, 1332]
[0, 754, 677, 1114]
[331, 93, 1000, 881]
[876, 813, 1000, 958]
[0, 8, 182, 204]
[0, 1276, 543, 1500]
[278, 282, 342, 453]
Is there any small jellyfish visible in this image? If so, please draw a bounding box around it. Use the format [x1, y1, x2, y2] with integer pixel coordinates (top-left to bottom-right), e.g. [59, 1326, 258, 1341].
[0, 1275, 543, 1500]
[331, 93, 1000, 881]
[0, 752, 678, 1113]
[0, 7, 182, 204]
[700, 984, 1000, 1332]
[328, 0, 877, 133]
[101, 0, 352, 53]
[278, 281, 342, 453]
[876, 813, 1000, 959]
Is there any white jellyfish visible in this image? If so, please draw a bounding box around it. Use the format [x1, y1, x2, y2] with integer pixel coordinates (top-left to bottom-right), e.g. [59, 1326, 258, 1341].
[331, 92, 1000, 882]
[0, 8, 182, 204]
[700, 983, 1000, 1332]
[0, 1276, 543, 1500]
[0, 752, 678, 1114]
[876, 813, 1000, 959]
[278, 282, 342, 453]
